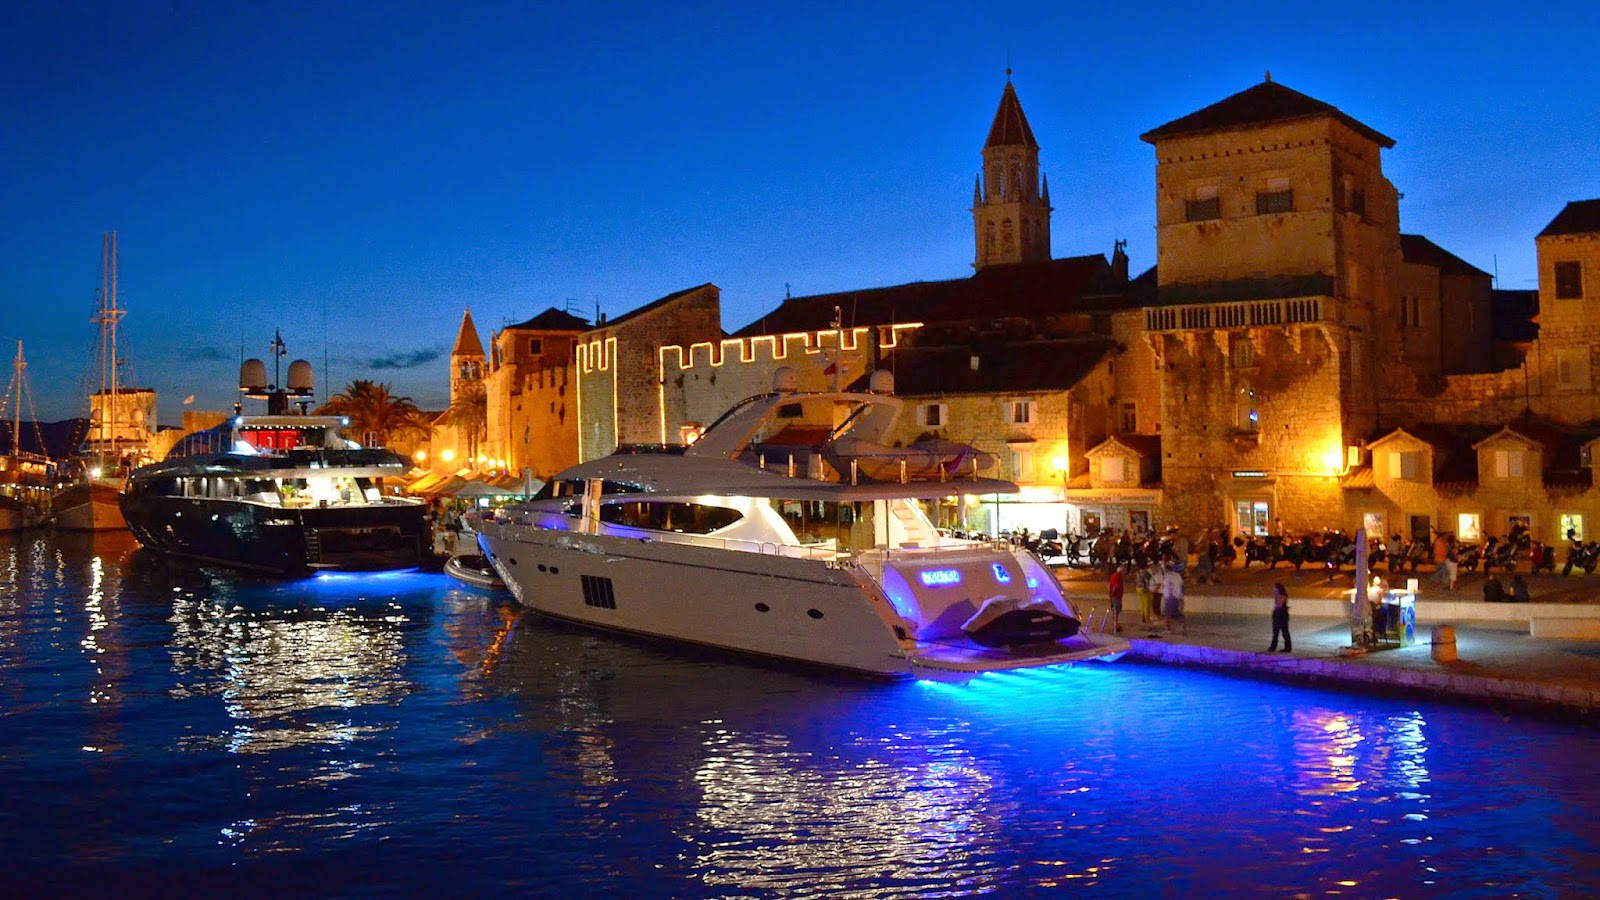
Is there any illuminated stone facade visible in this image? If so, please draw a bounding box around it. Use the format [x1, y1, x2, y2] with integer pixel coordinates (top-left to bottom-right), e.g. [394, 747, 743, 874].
[484, 308, 588, 480]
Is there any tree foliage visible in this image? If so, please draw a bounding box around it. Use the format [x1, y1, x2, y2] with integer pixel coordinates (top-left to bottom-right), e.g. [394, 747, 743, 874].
[316, 379, 433, 448]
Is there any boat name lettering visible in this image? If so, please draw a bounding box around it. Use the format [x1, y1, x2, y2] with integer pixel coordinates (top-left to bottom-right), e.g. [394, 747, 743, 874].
[918, 568, 962, 587]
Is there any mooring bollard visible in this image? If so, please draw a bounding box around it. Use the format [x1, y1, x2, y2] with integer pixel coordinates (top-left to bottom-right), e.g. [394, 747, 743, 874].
[1430, 624, 1457, 662]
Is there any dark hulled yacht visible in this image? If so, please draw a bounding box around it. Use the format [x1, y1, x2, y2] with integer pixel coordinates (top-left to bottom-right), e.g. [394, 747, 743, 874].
[120, 346, 429, 577]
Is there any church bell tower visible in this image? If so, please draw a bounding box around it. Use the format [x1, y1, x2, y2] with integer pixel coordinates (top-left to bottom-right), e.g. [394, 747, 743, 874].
[973, 74, 1052, 269]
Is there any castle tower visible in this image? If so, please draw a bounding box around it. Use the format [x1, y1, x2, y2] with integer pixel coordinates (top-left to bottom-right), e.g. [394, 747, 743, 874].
[973, 75, 1051, 269]
[450, 308, 486, 405]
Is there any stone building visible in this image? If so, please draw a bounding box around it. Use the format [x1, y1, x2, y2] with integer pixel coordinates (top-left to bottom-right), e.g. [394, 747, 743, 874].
[424, 309, 488, 471]
[575, 283, 722, 460]
[483, 307, 588, 479]
[492, 74, 1596, 549]
[1137, 76, 1405, 535]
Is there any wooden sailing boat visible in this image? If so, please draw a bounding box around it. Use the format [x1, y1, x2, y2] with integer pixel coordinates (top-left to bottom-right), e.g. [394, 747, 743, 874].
[55, 232, 144, 530]
[1, 341, 54, 532]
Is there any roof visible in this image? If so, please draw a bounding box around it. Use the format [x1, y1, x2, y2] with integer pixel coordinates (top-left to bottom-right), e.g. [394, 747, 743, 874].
[1368, 423, 1496, 484]
[1538, 199, 1600, 237]
[880, 337, 1118, 396]
[505, 307, 590, 332]
[1088, 433, 1162, 460]
[985, 81, 1037, 149]
[1400, 234, 1489, 277]
[451, 309, 484, 358]
[1139, 79, 1394, 148]
[733, 255, 1131, 336]
[1368, 418, 1600, 489]
[597, 283, 716, 331]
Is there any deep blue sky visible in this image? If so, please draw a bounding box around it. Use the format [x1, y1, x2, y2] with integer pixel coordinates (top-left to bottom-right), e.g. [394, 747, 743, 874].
[3, 0, 1596, 423]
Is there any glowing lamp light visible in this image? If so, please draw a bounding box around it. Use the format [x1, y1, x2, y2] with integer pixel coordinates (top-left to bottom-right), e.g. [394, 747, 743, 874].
[1321, 447, 1344, 474]
[918, 568, 962, 587]
[88, 466, 103, 479]
[440, 449, 456, 463]
[413, 450, 427, 464]
[1051, 456, 1069, 473]
[990, 562, 1012, 584]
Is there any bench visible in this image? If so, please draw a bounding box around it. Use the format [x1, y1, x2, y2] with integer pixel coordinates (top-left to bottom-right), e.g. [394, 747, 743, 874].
[1530, 618, 1600, 640]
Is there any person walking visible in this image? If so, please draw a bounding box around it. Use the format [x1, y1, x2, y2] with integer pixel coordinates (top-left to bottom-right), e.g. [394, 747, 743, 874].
[1146, 561, 1164, 625]
[1135, 564, 1153, 624]
[1161, 563, 1186, 635]
[1268, 582, 1291, 652]
[1107, 564, 1126, 633]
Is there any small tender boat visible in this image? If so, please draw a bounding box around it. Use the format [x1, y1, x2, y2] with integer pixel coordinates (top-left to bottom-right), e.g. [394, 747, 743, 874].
[445, 553, 507, 591]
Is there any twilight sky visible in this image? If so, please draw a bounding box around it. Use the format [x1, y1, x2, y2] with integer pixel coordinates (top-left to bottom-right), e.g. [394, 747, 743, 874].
[3, 0, 1596, 424]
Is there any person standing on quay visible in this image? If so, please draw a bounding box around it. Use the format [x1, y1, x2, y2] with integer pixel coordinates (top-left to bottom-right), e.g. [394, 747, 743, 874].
[1268, 582, 1291, 652]
[1161, 563, 1186, 635]
[1107, 564, 1126, 633]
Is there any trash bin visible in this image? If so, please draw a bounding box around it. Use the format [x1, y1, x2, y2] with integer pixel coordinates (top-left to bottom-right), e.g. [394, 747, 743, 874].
[1430, 624, 1457, 662]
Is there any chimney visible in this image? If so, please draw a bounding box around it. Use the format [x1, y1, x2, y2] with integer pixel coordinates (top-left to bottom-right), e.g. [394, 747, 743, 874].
[1112, 239, 1129, 283]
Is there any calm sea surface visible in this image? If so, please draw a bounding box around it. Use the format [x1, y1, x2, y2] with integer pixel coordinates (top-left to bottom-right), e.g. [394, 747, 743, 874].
[3, 529, 1598, 897]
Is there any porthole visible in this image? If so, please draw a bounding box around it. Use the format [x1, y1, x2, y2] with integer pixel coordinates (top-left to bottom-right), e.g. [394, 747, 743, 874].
[550, 567, 559, 575]
[509, 558, 518, 566]
[892, 625, 908, 640]
[537, 564, 547, 572]
[754, 602, 770, 613]
[806, 608, 824, 620]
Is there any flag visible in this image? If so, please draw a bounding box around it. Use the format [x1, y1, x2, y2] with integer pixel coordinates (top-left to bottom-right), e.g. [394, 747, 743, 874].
[183, 394, 195, 404]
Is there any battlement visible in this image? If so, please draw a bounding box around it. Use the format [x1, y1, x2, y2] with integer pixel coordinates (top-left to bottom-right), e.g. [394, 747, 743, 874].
[658, 324, 921, 373]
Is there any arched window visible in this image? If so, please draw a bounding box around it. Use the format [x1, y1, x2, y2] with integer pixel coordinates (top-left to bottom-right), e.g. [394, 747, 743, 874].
[1235, 384, 1259, 432]
[984, 221, 996, 257]
[1000, 219, 1014, 256]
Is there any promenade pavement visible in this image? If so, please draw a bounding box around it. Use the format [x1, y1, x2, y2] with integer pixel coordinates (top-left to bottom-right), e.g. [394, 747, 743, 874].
[1054, 556, 1600, 718]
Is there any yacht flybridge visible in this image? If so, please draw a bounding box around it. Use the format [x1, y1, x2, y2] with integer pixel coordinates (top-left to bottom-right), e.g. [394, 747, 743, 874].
[474, 370, 1129, 677]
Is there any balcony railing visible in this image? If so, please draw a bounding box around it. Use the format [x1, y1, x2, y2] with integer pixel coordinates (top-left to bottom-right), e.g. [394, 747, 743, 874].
[1145, 296, 1326, 333]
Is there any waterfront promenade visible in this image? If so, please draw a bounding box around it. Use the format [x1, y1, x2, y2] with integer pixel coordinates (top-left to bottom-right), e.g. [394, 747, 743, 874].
[1058, 560, 1600, 717]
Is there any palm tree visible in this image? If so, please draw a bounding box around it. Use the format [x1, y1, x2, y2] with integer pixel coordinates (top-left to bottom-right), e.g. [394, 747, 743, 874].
[316, 380, 432, 448]
[444, 380, 488, 463]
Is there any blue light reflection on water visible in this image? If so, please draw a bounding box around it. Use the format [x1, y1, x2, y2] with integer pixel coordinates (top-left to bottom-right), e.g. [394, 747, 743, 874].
[2, 530, 1598, 896]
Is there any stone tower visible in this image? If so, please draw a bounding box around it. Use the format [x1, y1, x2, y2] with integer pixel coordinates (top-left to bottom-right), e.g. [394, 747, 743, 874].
[973, 75, 1051, 269]
[450, 308, 486, 405]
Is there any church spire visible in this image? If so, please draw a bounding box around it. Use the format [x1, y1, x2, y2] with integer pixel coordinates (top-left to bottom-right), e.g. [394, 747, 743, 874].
[973, 77, 1051, 269]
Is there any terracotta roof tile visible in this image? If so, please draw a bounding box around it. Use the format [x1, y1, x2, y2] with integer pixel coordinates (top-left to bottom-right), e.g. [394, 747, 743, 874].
[734, 255, 1129, 336]
[506, 307, 590, 331]
[1400, 234, 1489, 277]
[985, 81, 1038, 149]
[1140, 80, 1394, 148]
[1538, 199, 1600, 237]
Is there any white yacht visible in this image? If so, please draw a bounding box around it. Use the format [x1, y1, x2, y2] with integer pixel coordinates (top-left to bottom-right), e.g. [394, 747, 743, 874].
[473, 371, 1129, 677]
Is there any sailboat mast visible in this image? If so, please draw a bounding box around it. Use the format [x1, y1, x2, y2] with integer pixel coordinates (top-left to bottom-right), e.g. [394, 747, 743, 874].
[109, 230, 120, 460]
[11, 341, 21, 455]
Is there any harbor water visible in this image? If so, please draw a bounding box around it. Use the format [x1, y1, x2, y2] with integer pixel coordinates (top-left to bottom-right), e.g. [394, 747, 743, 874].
[3, 530, 1598, 896]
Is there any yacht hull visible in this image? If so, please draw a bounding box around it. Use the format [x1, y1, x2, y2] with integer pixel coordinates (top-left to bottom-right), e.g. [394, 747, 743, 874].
[121, 494, 430, 577]
[476, 522, 1128, 676]
[54, 482, 127, 531]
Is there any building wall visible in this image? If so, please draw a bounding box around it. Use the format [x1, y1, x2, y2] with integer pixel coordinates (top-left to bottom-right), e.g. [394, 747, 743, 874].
[658, 325, 918, 443]
[486, 329, 580, 479]
[1530, 230, 1600, 422]
[576, 285, 723, 460]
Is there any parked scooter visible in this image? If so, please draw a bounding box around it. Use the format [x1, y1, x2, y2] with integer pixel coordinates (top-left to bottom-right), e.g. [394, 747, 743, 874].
[1562, 529, 1600, 576]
